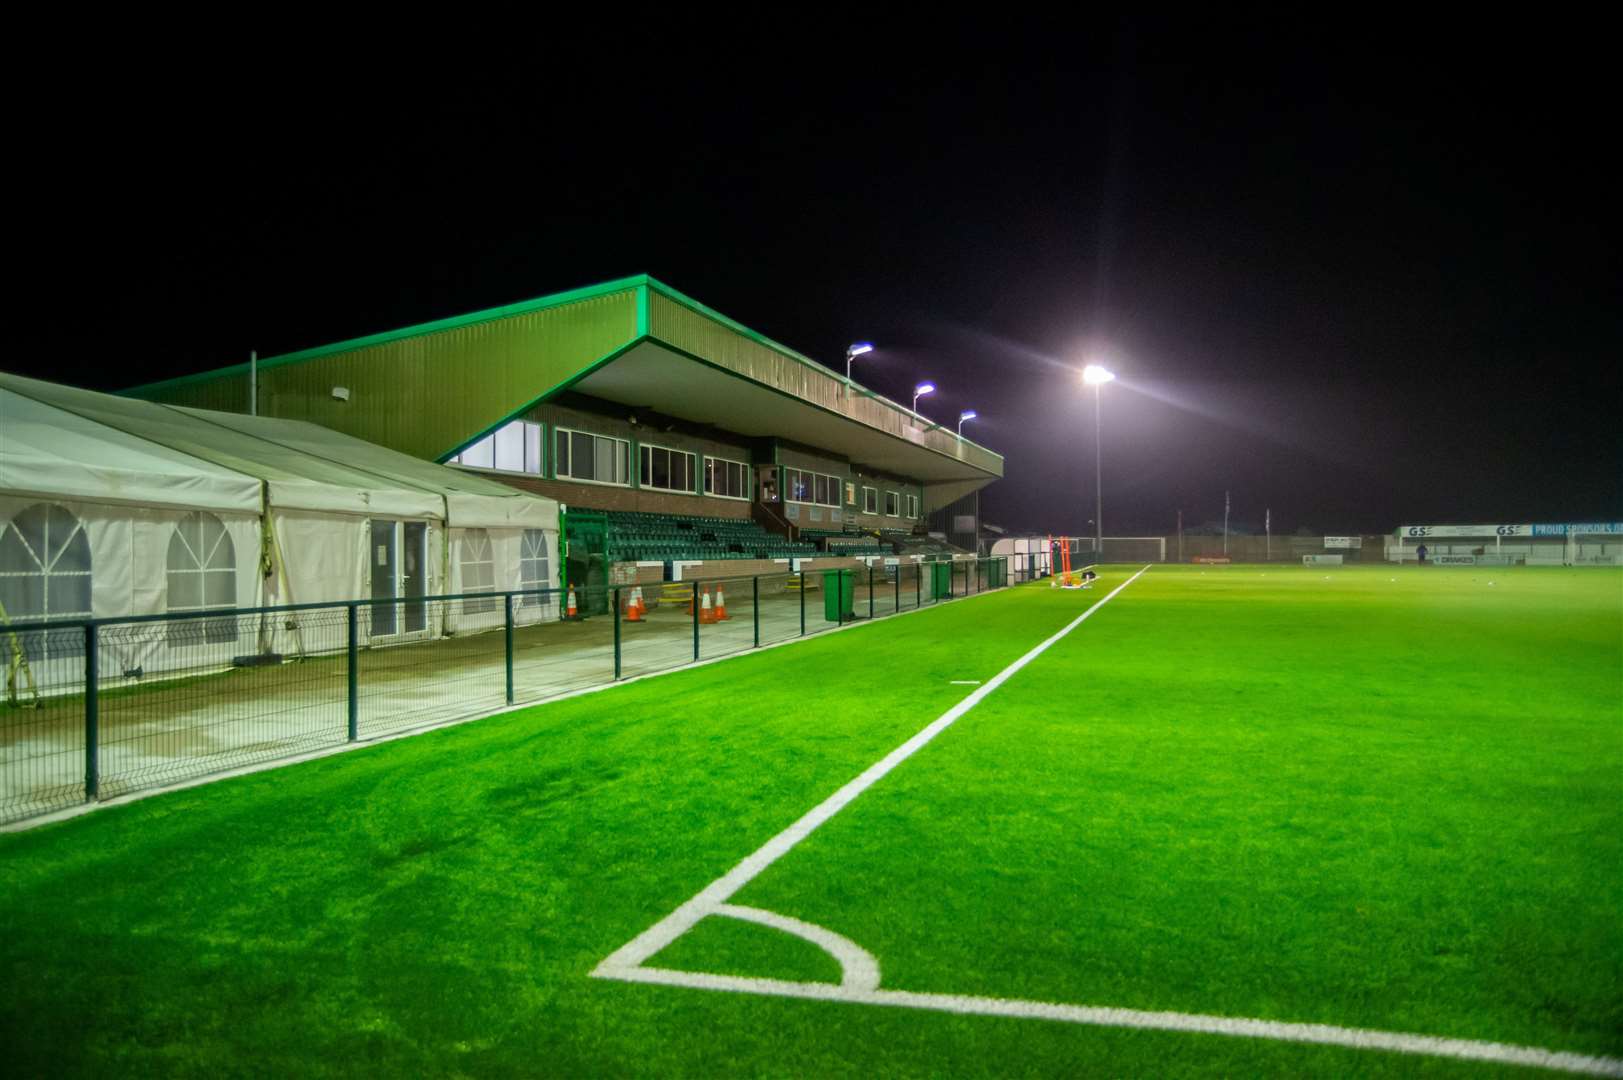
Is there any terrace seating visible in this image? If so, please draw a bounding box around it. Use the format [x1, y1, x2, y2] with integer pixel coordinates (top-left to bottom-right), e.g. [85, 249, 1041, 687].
[602, 510, 817, 563]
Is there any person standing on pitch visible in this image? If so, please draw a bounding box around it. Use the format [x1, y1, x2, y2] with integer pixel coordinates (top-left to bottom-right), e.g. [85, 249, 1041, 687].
[1416, 543, 1429, 565]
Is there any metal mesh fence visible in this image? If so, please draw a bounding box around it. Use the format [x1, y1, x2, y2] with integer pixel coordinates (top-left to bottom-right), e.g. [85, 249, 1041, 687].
[0, 559, 1008, 826]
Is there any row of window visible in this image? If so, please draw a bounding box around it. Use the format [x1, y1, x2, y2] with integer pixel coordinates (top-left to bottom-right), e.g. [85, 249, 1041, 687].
[449, 419, 922, 516]
[0, 503, 556, 654]
[855, 487, 918, 518]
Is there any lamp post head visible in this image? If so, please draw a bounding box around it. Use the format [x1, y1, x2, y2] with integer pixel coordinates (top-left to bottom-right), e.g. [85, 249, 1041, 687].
[913, 382, 936, 398]
[1082, 364, 1115, 385]
[958, 410, 977, 422]
[846, 342, 874, 360]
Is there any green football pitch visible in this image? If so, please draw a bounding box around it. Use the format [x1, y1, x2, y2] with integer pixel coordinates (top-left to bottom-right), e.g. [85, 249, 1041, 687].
[2, 565, 1619, 1077]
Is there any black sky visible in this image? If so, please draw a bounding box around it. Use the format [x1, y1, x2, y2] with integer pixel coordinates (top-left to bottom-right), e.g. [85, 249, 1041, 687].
[15, 18, 1620, 536]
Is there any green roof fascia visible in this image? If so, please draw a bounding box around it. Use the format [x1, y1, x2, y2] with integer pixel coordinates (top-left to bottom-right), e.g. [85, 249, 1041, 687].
[643, 277, 1002, 462]
[123, 274, 653, 398]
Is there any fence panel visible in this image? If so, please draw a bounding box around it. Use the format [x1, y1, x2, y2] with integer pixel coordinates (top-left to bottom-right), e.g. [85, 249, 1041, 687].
[1, 626, 88, 822]
[97, 610, 350, 801]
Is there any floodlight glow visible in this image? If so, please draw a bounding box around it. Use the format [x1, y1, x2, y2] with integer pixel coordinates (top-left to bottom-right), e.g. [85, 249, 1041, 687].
[959, 410, 977, 421]
[846, 342, 874, 358]
[1082, 364, 1115, 385]
[914, 382, 935, 397]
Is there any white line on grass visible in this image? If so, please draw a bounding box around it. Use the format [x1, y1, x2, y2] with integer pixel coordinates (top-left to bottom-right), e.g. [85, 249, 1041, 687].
[605, 969, 1623, 1078]
[595, 565, 1150, 973]
[594, 562, 1623, 1078]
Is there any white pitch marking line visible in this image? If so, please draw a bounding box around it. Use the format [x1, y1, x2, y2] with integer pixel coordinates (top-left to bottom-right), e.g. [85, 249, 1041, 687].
[594, 565, 1151, 975]
[593, 560, 1623, 1077]
[948, 680, 982, 685]
[607, 969, 1623, 1078]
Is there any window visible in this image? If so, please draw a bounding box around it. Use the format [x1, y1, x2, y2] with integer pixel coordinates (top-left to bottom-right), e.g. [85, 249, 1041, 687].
[862, 487, 878, 514]
[639, 444, 696, 494]
[0, 503, 91, 660]
[450, 420, 543, 475]
[785, 468, 842, 507]
[906, 493, 919, 518]
[166, 512, 237, 645]
[460, 529, 497, 614]
[519, 529, 552, 608]
[885, 491, 900, 516]
[554, 427, 629, 485]
[704, 456, 750, 500]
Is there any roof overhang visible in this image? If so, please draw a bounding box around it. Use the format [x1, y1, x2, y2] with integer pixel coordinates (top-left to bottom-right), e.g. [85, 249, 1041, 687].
[571, 341, 994, 483]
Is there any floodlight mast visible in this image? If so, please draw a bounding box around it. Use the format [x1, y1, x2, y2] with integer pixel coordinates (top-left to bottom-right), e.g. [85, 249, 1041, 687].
[957, 409, 977, 436]
[1081, 365, 1115, 557]
[913, 382, 936, 413]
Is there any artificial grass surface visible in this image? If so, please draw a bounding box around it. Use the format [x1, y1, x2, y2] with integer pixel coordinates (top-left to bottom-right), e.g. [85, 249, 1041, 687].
[1, 565, 1618, 1077]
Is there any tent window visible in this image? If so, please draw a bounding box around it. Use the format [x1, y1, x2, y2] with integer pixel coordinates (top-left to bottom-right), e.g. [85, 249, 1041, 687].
[0, 503, 92, 660]
[461, 529, 497, 614]
[166, 512, 237, 646]
[520, 529, 551, 608]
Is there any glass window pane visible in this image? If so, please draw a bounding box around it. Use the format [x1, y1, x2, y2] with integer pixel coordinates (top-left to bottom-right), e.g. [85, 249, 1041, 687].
[652, 448, 669, 488]
[494, 422, 524, 472]
[524, 423, 541, 474]
[462, 434, 494, 469]
[555, 429, 569, 475]
[573, 433, 594, 479]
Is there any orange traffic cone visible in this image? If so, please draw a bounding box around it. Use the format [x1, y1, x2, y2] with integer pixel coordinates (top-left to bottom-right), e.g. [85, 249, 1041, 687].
[714, 585, 729, 620]
[625, 588, 643, 622]
[633, 586, 647, 617]
[699, 588, 715, 624]
[566, 586, 578, 619]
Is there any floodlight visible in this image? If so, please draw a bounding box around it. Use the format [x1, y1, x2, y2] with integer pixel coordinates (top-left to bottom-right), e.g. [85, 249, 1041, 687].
[957, 410, 977, 435]
[1082, 364, 1115, 385]
[912, 383, 936, 412]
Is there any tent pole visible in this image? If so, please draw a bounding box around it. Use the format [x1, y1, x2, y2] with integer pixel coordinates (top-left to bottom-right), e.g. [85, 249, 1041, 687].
[249, 350, 257, 416]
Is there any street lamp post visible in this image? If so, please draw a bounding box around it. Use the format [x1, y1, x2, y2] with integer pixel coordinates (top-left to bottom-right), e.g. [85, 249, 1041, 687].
[912, 382, 935, 413]
[1082, 364, 1115, 559]
[844, 343, 873, 397]
[957, 409, 977, 436]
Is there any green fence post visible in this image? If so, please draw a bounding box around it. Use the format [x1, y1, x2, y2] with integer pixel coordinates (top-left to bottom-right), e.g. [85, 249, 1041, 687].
[83, 623, 98, 802]
[692, 580, 700, 662]
[613, 587, 622, 680]
[915, 563, 921, 608]
[346, 603, 358, 741]
[752, 576, 760, 648]
[868, 563, 875, 620]
[894, 563, 900, 613]
[799, 570, 806, 635]
[504, 594, 515, 703]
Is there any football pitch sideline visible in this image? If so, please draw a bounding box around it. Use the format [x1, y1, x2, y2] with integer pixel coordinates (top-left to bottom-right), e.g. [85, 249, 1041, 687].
[1, 565, 1619, 1077]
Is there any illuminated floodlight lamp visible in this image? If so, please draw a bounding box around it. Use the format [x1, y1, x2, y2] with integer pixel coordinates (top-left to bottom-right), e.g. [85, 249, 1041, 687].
[912, 382, 936, 412]
[957, 409, 978, 435]
[1082, 364, 1115, 385]
[845, 342, 874, 384]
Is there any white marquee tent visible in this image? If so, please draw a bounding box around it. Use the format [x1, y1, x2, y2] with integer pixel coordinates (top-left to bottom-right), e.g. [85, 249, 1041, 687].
[0, 371, 561, 684]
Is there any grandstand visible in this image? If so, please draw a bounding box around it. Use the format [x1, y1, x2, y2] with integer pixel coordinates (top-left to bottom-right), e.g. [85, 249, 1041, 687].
[125, 276, 1002, 612]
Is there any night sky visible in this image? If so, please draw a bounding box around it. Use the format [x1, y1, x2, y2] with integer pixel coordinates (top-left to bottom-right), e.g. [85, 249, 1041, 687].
[17, 19, 1619, 537]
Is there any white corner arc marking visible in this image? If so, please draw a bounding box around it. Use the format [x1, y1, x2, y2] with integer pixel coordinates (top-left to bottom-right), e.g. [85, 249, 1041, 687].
[712, 904, 880, 991]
